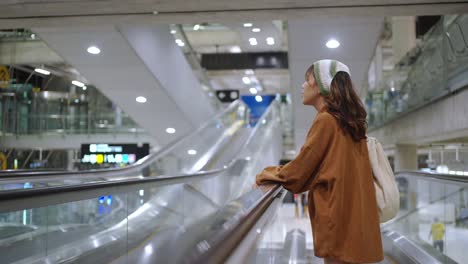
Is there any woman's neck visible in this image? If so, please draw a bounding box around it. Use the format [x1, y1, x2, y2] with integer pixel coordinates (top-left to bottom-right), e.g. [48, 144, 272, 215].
[313, 97, 327, 113]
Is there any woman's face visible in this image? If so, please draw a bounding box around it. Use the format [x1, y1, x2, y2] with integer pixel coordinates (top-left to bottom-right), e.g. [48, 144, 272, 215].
[302, 72, 319, 105]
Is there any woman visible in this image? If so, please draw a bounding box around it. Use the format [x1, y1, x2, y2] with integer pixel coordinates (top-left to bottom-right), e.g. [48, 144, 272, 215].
[255, 59, 384, 264]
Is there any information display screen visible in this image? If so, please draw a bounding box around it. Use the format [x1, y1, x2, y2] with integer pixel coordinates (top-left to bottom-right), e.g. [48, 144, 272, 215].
[80, 143, 149, 165]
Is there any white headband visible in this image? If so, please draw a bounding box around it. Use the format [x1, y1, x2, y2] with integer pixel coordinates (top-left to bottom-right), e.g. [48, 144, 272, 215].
[312, 59, 351, 95]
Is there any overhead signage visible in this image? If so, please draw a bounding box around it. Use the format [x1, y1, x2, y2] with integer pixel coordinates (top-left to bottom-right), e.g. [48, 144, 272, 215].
[81, 143, 149, 165]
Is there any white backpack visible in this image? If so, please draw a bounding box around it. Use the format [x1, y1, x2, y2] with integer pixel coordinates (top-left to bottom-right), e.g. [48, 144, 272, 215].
[367, 137, 400, 223]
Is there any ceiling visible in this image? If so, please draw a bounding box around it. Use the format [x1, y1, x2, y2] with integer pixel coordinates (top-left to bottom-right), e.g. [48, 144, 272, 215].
[183, 21, 286, 53]
[0, 1, 466, 28]
[0, 0, 464, 18]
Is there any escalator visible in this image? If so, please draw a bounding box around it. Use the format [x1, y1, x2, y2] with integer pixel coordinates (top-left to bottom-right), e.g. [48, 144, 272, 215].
[0, 100, 252, 191]
[0, 101, 283, 263]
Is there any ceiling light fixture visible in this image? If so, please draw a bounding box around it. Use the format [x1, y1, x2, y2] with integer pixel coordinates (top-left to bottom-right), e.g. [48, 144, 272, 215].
[72, 80, 85, 87]
[193, 24, 201, 31]
[175, 39, 185, 47]
[242, 76, 251, 84]
[166, 127, 176, 134]
[243, 23, 253, 28]
[34, 68, 50, 75]
[249, 37, 258, 46]
[252, 28, 261, 33]
[255, 95, 263, 102]
[170, 30, 176, 34]
[229, 46, 242, 53]
[136, 96, 147, 103]
[245, 69, 254, 75]
[87, 46, 101, 55]
[266, 37, 275, 45]
[326, 39, 340, 49]
[187, 149, 197, 155]
[82, 86, 87, 91]
[249, 87, 258, 94]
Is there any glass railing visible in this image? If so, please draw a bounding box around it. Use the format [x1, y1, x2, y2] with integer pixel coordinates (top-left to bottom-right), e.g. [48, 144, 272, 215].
[0, 101, 281, 263]
[367, 15, 468, 129]
[0, 85, 146, 137]
[1, 112, 144, 136]
[383, 171, 468, 264]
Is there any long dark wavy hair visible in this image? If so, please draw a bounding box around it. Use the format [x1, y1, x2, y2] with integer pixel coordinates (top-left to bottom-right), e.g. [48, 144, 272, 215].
[307, 65, 367, 142]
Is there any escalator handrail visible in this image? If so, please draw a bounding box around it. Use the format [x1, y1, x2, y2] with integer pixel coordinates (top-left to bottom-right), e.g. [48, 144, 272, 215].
[182, 184, 283, 263]
[396, 170, 468, 185]
[0, 102, 276, 205]
[0, 100, 245, 178]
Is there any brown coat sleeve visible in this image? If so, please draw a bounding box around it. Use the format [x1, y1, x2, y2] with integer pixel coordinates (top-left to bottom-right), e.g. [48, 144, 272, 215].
[255, 113, 334, 193]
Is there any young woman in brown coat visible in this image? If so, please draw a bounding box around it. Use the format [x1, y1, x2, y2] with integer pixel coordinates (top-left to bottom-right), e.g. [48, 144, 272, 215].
[255, 59, 384, 264]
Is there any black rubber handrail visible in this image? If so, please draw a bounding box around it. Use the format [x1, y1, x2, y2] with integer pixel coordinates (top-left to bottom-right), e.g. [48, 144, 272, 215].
[0, 100, 244, 178]
[180, 184, 283, 264]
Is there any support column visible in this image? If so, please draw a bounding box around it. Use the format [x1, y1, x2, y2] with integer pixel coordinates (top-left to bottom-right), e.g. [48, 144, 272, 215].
[394, 144, 418, 171]
[66, 149, 75, 170]
[392, 16, 417, 63]
[395, 144, 418, 234]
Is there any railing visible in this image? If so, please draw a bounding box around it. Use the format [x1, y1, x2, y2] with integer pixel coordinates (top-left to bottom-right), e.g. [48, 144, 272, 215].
[382, 171, 468, 264]
[367, 15, 468, 129]
[1, 111, 144, 136]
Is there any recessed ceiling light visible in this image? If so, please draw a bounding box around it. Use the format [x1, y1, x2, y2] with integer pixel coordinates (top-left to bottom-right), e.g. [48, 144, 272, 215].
[255, 95, 263, 102]
[72, 80, 85, 87]
[266, 37, 275, 45]
[87, 46, 101, 55]
[243, 23, 253, 28]
[136, 96, 147, 103]
[229, 46, 242, 53]
[193, 24, 201, 31]
[249, 87, 258, 94]
[252, 28, 261, 33]
[245, 69, 254, 75]
[326, 39, 340, 49]
[166, 127, 176, 134]
[170, 30, 176, 34]
[230, 91, 238, 99]
[175, 39, 185, 47]
[249, 38, 258, 46]
[34, 68, 50, 75]
[242, 76, 251, 84]
[187, 149, 197, 155]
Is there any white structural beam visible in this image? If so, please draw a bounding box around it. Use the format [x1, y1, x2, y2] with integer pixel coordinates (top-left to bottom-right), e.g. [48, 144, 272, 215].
[119, 25, 216, 126]
[0, 2, 467, 29]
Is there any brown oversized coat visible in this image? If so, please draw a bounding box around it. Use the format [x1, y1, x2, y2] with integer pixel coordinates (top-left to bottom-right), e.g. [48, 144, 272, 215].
[256, 109, 384, 263]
